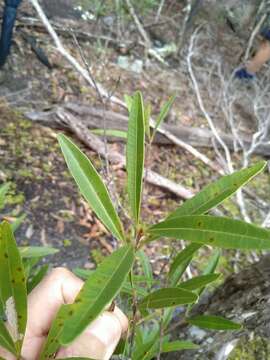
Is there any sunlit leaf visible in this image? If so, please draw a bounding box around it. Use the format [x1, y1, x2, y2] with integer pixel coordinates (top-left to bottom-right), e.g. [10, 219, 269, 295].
[0, 221, 27, 354]
[139, 288, 197, 310]
[187, 315, 242, 330]
[19, 246, 58, 258]
[126, 91, 145, 225]
[60, 245, 134, 345]
[151, 95, 176, 142]
[161, 340, 199, 352]
[178, 273, 220, 291]
[149, 215, 270, 249]
[0, 319, 17, 356]
[168, 162, 266, 219]
[58, 134, 124, 242]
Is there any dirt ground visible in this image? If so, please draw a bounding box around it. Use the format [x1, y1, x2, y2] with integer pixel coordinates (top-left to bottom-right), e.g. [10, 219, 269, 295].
[0, 0, 269, 277]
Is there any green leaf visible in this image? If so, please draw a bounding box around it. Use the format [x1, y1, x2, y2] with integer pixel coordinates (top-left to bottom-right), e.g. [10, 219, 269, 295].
[136, 250, 153, 289]
[39, 305, 68, 360]
[203, 249, 221, 275]
[0, 183, 9, 209]
[60, 245, 134, 345]
[197, 250, 221, 298]
[58, 134, 124, 242]
[187, 315, 242, 330]
[178, 273, 220, 291]
[169, 243, 201, 281]
[19, 246, 58, 258]
[161, 340, 199, 352]
[168, 161, 266, 219]
[57, 358, 93, 360]
[73, 268, 147, 297]
[0, 221, 27, 354]
[139, 288, 197, 310]
[144, 103, 151, 139]
[133, 337, 159, 360]
[0, 319, 17, 356]
[149, 215, 270, 249]
[124, 94, 133, 112]
[27, 264, 49, 293]
[11, 214, 26, 233]
[90, 128, 127, 139]
[126, 91, 145, 225]
[151, 95, 176, 142]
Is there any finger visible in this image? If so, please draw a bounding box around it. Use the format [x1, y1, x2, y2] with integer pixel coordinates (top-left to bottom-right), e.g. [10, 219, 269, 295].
[56, 311, 123, 360]
[22, 267, 83, 359]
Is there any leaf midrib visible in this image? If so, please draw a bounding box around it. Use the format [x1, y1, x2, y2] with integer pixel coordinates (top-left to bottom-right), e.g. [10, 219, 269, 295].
[66, 247, 132, 338]
[66, 146, 123, 240]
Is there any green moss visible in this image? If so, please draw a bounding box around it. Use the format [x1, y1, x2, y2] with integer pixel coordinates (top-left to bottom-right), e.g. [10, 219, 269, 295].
[229, 336, 270, 360]
[63, 239, 72, 247]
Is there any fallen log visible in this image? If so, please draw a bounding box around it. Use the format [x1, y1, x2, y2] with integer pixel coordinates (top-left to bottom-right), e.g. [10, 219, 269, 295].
[25, 107, 194, 200]
[27, 103, 270, 157]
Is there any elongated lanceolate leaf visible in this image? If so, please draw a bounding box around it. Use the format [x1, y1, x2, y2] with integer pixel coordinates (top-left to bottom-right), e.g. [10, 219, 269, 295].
[58, 134, 124, 241]
[139, 288, 197, 310]
[161, 340, 199, 352]
[168, 161, 266, 219]
[151, 95, 176, 142]
[187, 315, 242, 330]
[19, 246, 58, 258]
[136, 250, 153, 289]
[91, 128, 127, 139]
[0, 183, 9, 209]
[60, 245, 134, 344]
[126, 91, 145, 225]
[39, 305, 68, 360]
[169, 243, 201, 280]
[149, 215, 270, 249]
[178, 273, 220, 291]
[0, 221, 27, 354]
[0, 319, 17, 356]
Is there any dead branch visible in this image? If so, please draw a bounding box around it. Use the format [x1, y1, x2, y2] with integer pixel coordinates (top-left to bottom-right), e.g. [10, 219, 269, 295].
[25, 108, 194, 200]
[187, 27, 251, 222]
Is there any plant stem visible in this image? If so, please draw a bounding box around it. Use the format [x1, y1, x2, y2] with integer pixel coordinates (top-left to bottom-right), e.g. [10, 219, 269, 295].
[128, 269, 137, 358]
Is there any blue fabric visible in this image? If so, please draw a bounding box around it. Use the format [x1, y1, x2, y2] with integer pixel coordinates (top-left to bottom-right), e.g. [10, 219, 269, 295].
[0, 0, 22, 67]
[234, 67, 255, 80]
[261, 28, 270, 41]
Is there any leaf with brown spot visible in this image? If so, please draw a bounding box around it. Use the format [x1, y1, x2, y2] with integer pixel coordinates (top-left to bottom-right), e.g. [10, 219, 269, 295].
[0, 221, 27, 355]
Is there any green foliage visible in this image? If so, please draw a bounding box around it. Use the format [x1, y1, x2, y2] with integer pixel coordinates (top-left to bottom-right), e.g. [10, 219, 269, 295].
[151, 95, 176, 143]
[58, 134, 125, 242]
[60, 245, 134, 344]
[0, 92, 268, 359]
[149, 215, 270, 249]
[0, 221, 27, 355]
[126, 91, 145, 226]
[187, 315, 242, 330]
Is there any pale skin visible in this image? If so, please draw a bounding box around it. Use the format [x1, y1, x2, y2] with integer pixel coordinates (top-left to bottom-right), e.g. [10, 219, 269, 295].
[246, 39, 270, 74]
[0, 267, 128, 360]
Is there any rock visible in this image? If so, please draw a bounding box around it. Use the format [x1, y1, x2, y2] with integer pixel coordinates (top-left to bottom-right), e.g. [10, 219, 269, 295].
[117, 56, 143, 73]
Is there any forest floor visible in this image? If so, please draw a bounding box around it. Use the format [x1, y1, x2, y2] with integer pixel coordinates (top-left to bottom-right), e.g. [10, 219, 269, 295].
[0, 0, 269, 279]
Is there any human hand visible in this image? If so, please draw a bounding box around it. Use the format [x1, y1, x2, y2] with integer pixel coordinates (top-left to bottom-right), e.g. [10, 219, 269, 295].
[0, 267, 128, 360]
